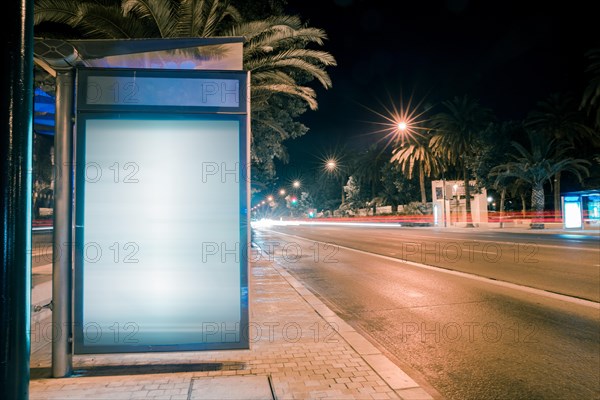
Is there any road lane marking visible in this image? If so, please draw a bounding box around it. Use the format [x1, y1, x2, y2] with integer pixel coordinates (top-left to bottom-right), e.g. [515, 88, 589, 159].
[267, 222, 600, 252]
[263, 229, 600, 309]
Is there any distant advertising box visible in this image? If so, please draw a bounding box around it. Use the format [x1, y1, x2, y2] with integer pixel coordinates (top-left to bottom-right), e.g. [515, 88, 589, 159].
[563, 196, 582, 229]
[74, 68, 249, 353]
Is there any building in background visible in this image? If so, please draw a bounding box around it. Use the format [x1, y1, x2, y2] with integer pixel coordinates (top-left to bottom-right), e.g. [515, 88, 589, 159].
[431, 180, 488, 227]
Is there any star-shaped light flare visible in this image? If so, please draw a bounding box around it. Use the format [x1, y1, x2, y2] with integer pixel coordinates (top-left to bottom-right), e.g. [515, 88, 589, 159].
[363, 93, 430, 148]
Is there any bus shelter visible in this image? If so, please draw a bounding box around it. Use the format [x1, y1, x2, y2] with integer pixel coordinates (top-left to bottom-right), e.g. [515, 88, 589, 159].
[34, 37, 250, 377]
[562, 190, 600, 229]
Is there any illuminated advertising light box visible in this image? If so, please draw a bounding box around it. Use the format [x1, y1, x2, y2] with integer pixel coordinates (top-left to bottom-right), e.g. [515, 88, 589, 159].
[563, 196, 582, 229]
[74, 68, 249, 353]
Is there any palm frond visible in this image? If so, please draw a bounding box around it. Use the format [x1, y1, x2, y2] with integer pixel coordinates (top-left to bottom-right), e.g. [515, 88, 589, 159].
[122, 0, 178, 38]
[245, 26, 328, 56]
[251, 70, 297, 85]
[251, 116, 289, 140]
[34, 0, 82, 26]
[246, 49, 335, 89]
[252, 83, 317, 110]
[229, 15, 303, 39]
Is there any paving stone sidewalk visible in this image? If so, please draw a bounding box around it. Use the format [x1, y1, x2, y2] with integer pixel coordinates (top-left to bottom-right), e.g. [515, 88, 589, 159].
[29, 255, 434, 400]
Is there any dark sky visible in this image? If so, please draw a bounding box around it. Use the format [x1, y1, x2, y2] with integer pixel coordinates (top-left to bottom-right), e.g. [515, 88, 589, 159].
[274, 0, 599, 177]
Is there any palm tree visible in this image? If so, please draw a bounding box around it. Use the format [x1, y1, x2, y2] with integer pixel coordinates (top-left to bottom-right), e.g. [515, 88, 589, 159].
[379, 161, 403, 213]
[525, 92, 597, 216]
[352, 144, 387, 215]
[507, 178, 530, 216]
[34, 0, 336, 175]
[391, 133, 443, 203]
[581, 48, 600, 130]
[490, 131, 590, 220]
[470, 121, 519, 222]
[232, 15, 335, 112]
[35, 0, 192, 39]
[430, 95, 494, 226]
[490, 171, 529, 219]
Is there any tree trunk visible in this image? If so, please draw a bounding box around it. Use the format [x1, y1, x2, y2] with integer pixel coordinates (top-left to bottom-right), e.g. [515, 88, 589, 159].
[371, 179, 377, 215]
[391, 203, 398, 214]
[463, 167, 474, 227]
[553, 171, 561, 221]
[521, 194, 526, 216]
[499, 188, 506, 227]
[531, 183, 545, 228]
[419, 163, 426, 204]
[531, 184, 545, 213]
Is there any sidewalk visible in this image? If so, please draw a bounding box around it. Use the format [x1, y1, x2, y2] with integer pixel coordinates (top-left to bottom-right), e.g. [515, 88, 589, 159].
[29, 250, 435, 399]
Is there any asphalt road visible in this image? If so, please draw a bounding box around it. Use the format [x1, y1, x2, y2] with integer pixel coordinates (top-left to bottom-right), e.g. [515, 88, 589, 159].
[253, 224, 600, 400]
[261, 223, 600, 302]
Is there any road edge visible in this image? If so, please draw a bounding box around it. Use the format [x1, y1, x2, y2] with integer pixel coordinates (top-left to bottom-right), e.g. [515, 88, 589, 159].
[269, 261, 437, 400]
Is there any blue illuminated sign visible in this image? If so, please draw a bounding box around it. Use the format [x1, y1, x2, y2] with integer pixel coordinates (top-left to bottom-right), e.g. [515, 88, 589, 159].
[77, 68, 247, 113]
[86, 76, 239, 108]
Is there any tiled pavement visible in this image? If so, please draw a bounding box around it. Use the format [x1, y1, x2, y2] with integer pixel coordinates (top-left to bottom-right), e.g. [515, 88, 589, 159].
[29, 254, 435, 399]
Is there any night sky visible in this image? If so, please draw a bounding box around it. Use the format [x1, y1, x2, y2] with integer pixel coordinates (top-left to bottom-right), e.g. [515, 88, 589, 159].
[275, 0, 599, 178]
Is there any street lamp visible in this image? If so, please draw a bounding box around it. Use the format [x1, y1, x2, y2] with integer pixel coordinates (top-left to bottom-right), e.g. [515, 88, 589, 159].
[326, 159, 336, 171]
[292, 180, 301, 189]
[279, 189, 286, 196]
[323, 157, 345, 206]
[395, 119, 410, 146]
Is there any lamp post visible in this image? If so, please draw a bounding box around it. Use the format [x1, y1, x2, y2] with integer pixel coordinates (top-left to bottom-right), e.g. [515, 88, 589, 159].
[396, 120, 408, 146]
[442, 174, 447, 227]
[452, 184, 459, 225]
[324, 158, 345, 206]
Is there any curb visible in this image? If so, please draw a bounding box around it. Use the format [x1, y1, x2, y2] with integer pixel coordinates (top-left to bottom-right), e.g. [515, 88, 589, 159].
[270, 262, 435, 400]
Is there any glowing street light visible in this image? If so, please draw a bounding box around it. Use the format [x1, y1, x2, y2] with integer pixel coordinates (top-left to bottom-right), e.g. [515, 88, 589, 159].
[362, 92, 429, 148]
[267, 195, 274, 202]
[279, 189, 286, 196]
[292, 180, 301, 189]
[325, 159, 337, 171]
[321, 156, 345, 205]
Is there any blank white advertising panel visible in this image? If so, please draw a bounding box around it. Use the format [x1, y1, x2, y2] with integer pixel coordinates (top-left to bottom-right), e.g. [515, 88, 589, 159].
[74, 69, 249, 353]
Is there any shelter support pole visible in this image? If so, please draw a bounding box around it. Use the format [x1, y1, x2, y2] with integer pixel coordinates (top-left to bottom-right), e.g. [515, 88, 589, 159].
[52, 68, 74, 378]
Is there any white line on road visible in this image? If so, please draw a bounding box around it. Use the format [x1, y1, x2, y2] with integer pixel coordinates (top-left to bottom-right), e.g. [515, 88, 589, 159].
[264, 229, 600, 310]
[270, 221, 600, 252]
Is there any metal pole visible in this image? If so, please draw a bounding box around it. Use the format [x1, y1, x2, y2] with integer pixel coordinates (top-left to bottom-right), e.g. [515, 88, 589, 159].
[1, 0, 34, 397]
[52, 68, 74, 378]
[442, 178, 447, 227]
